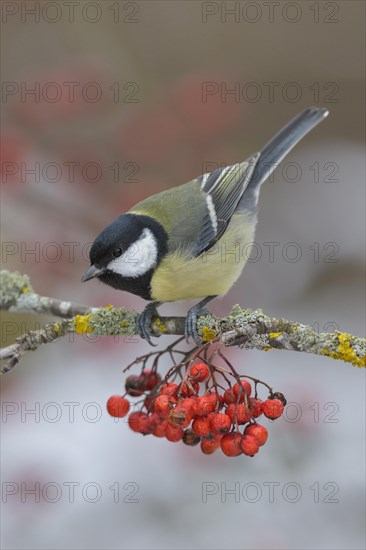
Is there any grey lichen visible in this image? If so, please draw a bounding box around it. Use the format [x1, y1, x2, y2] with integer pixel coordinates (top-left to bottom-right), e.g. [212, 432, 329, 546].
[197, 306, 273, 345]
[84, 307, 138, 336]
[353, 340, 366, 359]
[0, 270, 33, 308]
[239, 333, 271, 350]
[196, 313, 221, 339]
[294, 325, 336, 354]
[219, 306, 268, 335]
[9, 292, 41, 313]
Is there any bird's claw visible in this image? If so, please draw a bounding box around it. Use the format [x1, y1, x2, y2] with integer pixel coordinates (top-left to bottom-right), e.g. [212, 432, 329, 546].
[184, 306, 210, 345]
[137, 303, 160, 346]
[139, 298, 214, 346]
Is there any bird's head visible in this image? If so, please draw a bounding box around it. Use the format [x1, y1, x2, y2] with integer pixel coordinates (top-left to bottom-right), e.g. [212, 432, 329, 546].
[81, 213, 168, 299]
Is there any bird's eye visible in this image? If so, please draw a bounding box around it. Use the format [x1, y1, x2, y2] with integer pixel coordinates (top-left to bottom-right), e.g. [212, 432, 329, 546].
[112, 247, 122, 258]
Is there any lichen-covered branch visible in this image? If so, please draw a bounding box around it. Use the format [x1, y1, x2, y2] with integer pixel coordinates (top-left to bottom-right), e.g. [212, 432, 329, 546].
[1, 270, 365, 374]
[0, 269, 96, 318]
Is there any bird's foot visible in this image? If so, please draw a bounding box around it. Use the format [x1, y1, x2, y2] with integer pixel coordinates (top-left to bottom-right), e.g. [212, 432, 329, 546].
[137, 302, 161, 346]
[184, 297, 216, 345]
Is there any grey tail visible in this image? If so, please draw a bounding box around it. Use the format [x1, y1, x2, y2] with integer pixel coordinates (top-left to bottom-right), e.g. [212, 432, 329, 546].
[241, 107, 329, 208]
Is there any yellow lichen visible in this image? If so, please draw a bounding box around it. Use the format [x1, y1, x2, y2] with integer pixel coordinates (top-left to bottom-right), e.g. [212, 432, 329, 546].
[120, 321, 128, 328]
[201, 326, 217, 342]
[154, 319, 167, 333]
[21, 286, 30, 293]
[264, 346, 272, 352]
[104, 304, 113, 311]
[74, 314, 93, 334]
[322, 333, 366, 368]
[54, 323, 61, 335]
[269, 332, 282, 339]
[337, 333, 365, 367]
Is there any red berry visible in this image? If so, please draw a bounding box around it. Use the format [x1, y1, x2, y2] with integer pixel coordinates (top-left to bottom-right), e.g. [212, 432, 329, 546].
[223, 388, 236, 405]
[152, 418, 168, 437]
[244, 423, 268, 446]
[195, 396, 216, 416]
[233, 380, 252, 399]
[141, 370, 161, 390]
[180, 380, 199, 397]
[168, 406, 191, 428]
[125, 375, 145, 396]
[160, 382, 179, 396]
[128, 412, 155, 434]
[189, 362, 210, 382]
[249, 397, 263, 418]
[179, 397, 197, 416]
[262, 399, 284, 420]
[138, 413, 156, 435]
[153, 395, 171, 416]
[272, 392, 287, 406]
[220, 432, 243, 457]
[226, 403, 252, 424]
[241, 434, 260, 456]
[144, 393, 156, 411]
[168, 395, 178, 406]
[128, 411, 146, 432]
[201, 437, 221, 454]
[210, 413, 232, 435]
[165, 424, 184, 442]
[182, 428, 201, 446]
[106, 395, 130, 418]
[192, 417, 211, 437]
[207, 392, 224, 410]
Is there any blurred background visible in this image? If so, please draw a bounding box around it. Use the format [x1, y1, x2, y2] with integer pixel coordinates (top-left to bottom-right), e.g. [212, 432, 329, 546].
[1, 1, 365, 548]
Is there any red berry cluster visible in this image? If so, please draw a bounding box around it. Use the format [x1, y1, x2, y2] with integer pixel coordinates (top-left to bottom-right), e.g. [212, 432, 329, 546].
[106, 362, 286, 458]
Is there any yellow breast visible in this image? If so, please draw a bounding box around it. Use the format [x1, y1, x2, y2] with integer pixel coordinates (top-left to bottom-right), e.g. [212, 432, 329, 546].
[150, 213, 256, 302]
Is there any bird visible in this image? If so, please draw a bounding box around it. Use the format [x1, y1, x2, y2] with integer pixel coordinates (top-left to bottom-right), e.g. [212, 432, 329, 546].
[81, 106, 329, 345]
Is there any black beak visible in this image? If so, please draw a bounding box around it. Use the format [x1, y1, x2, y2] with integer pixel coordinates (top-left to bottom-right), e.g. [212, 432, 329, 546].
[81, 265, 105, 282]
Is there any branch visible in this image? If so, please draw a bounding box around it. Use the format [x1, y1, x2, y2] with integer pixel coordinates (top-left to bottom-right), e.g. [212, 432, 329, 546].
[1, 270, 365, 374]
[0, 269, 97, 318]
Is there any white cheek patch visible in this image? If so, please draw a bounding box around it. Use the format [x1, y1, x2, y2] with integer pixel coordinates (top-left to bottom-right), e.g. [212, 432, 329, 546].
[107, 228, 158, 278]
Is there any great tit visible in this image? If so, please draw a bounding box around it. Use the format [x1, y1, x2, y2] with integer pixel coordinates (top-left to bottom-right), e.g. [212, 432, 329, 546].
[82, 107, 329, 344]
